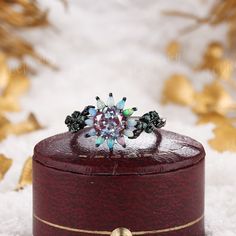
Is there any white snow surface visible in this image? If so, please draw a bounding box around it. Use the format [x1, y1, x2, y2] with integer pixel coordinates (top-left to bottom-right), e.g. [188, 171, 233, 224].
[0, 0, 236, 235]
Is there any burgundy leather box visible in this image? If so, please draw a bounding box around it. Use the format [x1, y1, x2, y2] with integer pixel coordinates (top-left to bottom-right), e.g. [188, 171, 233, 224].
[33, 128, 205, 236]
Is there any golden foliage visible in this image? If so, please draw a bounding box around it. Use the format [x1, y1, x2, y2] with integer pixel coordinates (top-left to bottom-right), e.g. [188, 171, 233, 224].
[0, 54, 9, 89]
[0, 54, 42, 140]
[197, 113, 236, 152]
[0, 113, 42, 141]
[163, 1, 236, 152]
[0, 0, 55, 69]
[162, 74, 195, 106]
[193, 81, 235, 115]
[0, 54, 30, 112]
[162, 77, 236, 115]
[166, 41, 181, 60]
[209, 123, 236, 152]
[16, 157, 32, 190]
[162, 42, 236, 152]
[197, 113, 232, 126]
[0, 154, 12, 181]
[197, 42, 233, 81]
[0, 1, 61, 188]
[164, 0, 236, 50]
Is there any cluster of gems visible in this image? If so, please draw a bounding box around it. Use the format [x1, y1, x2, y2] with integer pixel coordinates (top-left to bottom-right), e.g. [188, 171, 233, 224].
[65, 93, 166, 151]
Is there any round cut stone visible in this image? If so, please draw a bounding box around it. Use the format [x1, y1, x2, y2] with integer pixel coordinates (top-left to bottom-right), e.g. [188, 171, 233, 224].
[94, 107, 125, 139]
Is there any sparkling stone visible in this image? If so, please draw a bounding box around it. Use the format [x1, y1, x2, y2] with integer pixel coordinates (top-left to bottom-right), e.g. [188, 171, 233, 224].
[107, 93, 115, 108]
[88, 128, 96, 137]
[89, 108, 97, 117]
[85, 118, 94, 126]
[96, 136, 105, 146]
[94, 107, 125, 140]
[127, 119, 137, 127]
[117, 136, 126, 147]
[116, 98, 126, 110]
[96, 97, 106, 110]
[107, 138, 115, 150]
[123, 108, 137, 117]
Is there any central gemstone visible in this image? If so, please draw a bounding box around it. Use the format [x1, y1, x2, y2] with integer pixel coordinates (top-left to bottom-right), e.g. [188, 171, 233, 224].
[94, 107, 125, 139]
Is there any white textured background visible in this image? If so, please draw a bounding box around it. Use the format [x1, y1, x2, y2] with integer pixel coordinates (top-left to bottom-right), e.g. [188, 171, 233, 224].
[0, 1, 235, 235]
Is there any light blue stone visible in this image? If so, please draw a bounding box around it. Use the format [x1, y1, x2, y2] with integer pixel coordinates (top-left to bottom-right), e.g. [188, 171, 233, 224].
[89, 108, 97, 117]
[127, 119, 137, 127]
[88, 128, 96, 136]
[116, 100, 125, 110]
[105, 113, 111, 118]
[85, 118, 94, 126]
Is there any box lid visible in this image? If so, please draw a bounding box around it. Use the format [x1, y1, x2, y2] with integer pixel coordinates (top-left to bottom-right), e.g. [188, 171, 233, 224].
[33, 127, 205, 176]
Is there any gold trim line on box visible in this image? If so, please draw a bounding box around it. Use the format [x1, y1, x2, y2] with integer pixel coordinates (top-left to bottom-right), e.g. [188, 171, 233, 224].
[34, 214, 204, 235]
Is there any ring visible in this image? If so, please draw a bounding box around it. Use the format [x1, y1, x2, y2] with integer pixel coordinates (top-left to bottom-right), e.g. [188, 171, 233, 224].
[65, 93, 166, 151]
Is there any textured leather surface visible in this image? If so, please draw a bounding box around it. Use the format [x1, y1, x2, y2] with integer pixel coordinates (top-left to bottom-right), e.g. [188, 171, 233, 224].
[33, 159, 205, 236]
[33, 129, 205, 175]
[33, 129, 205, 236]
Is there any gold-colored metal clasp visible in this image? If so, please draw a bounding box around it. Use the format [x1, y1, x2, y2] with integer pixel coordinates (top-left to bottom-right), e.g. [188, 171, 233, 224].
[111, 228, 132, 236]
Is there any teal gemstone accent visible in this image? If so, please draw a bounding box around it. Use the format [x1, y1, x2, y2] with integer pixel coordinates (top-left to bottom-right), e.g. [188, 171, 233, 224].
[116, 99, 125, 110]
[107, 138, 115, 150]
[96, 136, 105, 146]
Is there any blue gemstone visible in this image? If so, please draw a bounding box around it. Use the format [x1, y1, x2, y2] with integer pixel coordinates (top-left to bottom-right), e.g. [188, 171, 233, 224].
[85, 118, 94, 126]
[116, 100, 125, 110]
[89, 108, 97, 117]
[107, 138, 115, 150]
[88, 128, 96, 136]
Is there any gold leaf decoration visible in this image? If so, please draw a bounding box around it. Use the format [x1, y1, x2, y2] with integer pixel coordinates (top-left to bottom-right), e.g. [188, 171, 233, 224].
[193, 81, 235, 115]
[0, 0, 52, 70]
[162, 74, 195, 106]
[166, 41, 181, 60]
[0, 1, 62, 187]
[0, 55, 30, 112]
[197, 42, 233, 81]
[16, 157, 32, 190]
[0, 53, 10, 90]
[0, 96, 20, 112]
[162, 41, 236, 153]
[164, 1, 236, 51]
[163, 1, 236, 152]
[3, 70, 30, 99]
[8, 113, 42, 136]
[0, 154, 12, 181]
[197, 113, 232, 126]
[0, 113, 42, 141]
[228, 21, 236, 49]
[209, 123, 236, 152]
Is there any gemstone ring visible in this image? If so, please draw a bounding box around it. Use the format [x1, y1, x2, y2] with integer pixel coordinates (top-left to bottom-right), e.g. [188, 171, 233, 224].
[65, 93, 166, 151]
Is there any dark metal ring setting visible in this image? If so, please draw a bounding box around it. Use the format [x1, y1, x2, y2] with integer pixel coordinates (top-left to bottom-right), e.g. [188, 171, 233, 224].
[65, 93, 166, 151]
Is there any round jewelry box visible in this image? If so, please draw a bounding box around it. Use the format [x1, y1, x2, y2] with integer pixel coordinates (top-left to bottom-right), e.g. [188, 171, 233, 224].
[33, 128, 205, 236]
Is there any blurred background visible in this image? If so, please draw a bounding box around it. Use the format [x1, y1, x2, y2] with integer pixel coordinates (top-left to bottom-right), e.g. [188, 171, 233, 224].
[0, 0, 236, 235]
